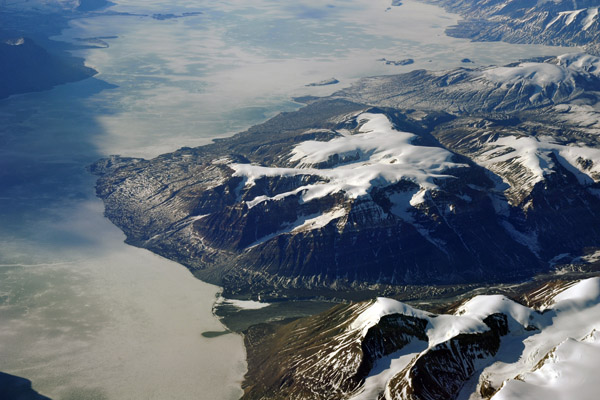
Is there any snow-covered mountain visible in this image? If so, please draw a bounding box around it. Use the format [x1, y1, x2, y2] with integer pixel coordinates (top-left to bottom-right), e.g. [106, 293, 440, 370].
[428, 0, 600, 55]
[92, 54, 600, 298]
[335, 53, 600, 113]
[242, 277, 600, 400]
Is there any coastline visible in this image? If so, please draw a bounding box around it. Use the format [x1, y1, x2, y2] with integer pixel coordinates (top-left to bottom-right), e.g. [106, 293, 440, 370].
[0, 3, 248, 399]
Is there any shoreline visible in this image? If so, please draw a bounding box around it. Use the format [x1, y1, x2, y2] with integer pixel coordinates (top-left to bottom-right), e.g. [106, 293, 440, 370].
[0, 2, 249, 399]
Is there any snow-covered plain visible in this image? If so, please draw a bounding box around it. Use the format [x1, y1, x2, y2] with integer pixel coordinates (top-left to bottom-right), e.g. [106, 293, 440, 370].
[344, 278, 600, 400]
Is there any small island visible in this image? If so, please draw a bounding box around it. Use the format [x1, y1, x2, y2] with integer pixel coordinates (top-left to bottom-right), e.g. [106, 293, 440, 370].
[305, 78, 339, 87]
[377, 57, 414, 66]
[152, 12, 203, 20]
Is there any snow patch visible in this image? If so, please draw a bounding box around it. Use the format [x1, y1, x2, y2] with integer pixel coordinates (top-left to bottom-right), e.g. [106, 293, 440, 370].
[493, 331, 600, 400]
[552, 277, 600, 307]
[350, 297, 430, 337]
[4, 37, 25, 46]
[564, 9, 584, 25]
[244, 209, 346, 249]
[483, 62, 569, 88]
[232, 113, 466, 212]
[426, 314, 490, 348]
[553, 103, 600, 130]
[476, 134, 600, 194]
[544, 9, 584, 30]
[291, 208, 347, 232]
[480, 53, 600, 92]
[557, 53, 600, 74]
[458, 294, 539, 333]
[499, 220, 540, 256]
[472, 278, 600, 399]
[350, 297, 491, 347]
[573, 250, 600, 264]
[348, 339, 428, 400]
[583, 7, 599, 30]
[219, 298, 271, 310]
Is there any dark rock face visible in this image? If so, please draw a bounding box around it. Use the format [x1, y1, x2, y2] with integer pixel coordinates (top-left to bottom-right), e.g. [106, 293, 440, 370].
[427, 0, 600, 55]
[241, 301, 429, 400]
[242, 299, 517, 400]
[388, 314, 508, 400]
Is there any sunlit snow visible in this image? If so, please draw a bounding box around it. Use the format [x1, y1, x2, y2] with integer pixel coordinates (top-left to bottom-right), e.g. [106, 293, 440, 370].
[232, 113, 467, 211]
[343, 278, 600, 400]
[481, 53, 600, 90]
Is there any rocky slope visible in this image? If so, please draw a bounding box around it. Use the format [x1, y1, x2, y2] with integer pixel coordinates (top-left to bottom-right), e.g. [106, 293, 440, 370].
[93, 53, 600, 299]
[427, 0, 600, 55]
[242, 277, 600, 400]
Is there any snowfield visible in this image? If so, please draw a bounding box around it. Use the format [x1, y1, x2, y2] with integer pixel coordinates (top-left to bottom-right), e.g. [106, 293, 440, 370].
[232, 112, 467, 213]
[344, 278, 600, 400]
[476, 134, 600, 194]
[481, 53, 600, 90]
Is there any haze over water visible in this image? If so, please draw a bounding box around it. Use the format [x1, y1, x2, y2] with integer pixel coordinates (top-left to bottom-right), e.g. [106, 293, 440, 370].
[0, 0, 574, 398]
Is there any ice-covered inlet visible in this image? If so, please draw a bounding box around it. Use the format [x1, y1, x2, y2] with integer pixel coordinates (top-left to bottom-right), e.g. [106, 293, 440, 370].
[231, 113, 466, 209]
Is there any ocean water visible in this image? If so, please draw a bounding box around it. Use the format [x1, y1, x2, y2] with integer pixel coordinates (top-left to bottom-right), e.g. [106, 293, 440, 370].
[0, 0, 574, 399]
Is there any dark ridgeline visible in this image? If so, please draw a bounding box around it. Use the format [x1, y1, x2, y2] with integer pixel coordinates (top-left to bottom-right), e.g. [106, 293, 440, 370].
[0, 37, 96, 99]
[0, 372, 52, 400]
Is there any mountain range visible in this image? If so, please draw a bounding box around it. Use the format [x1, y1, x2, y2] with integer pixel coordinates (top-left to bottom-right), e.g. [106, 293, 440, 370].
[430, 0, 600, 55]
[242, 277, 600, 400]
[93, 53, 600, 300]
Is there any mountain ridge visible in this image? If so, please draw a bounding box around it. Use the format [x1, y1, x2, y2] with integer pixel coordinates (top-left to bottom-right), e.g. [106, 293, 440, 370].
[241, 277, 600, 400]
[93, 54, 600, 300]
[426, 0, 600, 55]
